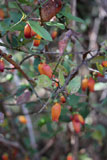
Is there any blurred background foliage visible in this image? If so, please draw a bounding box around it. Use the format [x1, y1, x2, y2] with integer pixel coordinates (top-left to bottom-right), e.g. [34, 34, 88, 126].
[0, 0, 107, 160]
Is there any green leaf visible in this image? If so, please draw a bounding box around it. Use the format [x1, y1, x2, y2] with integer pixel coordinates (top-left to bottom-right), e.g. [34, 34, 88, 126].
[9, 2, 18, 8]
[78, 102, 89, 118]
[33, 57, 41, 72]
[37, 75, 52, 88]
[0, 19, 11, 32]
[95, 125, 106, 137]
[10, 21, 25, 31]
[91, 56, 104, 63]
[67, 95, 80, 106]
[28, 21, 52, 41]
[67, 76, 81, 94]
[9, 11, 22, 23]
[79, 154, 92, 160]
[96, 62, 104, 74]
[58, 71, 65, 86]
[46, 21, 65, 29]
[18, 0, 31, 4]
[61, 11, 85, 24]
[60, 108, 70, 122]
[92, 130, 103, 142]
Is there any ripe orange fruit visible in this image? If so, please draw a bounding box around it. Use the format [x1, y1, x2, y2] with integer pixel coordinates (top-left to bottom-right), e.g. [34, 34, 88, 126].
[51, 103, 61, 122]
[2, 153, 8, 160]
[42, 64, 53, 78]
[33, 34, 41, 47]
[0, 8, 5, 20]
[73, 114, 85, 125]
[24, 24, 32, 38]
[18, 116, 27, 124]
[81, 77, 88, 91]
[51, 30, 57, 40]
[67, 154, 73, 160]
[60, 95, 66, 103]
[38, 63, 45, 75]
[102, 61, 107, 67]
[88, 77, 95, 92]
[72, 120, 81, 133]
[38, 63, 53, 78]
[0, 59, 5, 72]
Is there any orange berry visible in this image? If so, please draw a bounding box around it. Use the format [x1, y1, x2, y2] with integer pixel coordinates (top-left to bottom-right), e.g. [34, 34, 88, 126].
[51, 31, 57, 40]
[38, 63, 45, 74]
[24, 24, 31, 38]
[60, 95, 66, 103]
[88, 77, 95, 92]
[73, 114, 85, 125]
[67, 155, 73, 160]
[81, 77, 88, 91]
[51, 103, 61, 122]
[102, 61, 107, 67]
[42, 64, 53, 78]
[72, 120, 81, 133]
[18, 116, 27, 124]
[0, 59, 5, 72]
[38, 63, 53, 78]
[2, 153, 8, 160]
[0, 8, 5, 20]
[33, 34, 41, 47]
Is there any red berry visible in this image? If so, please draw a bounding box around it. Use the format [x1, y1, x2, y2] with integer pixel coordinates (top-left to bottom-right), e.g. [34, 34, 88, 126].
[96, 72, 104, 78]
[73, 114, 85, 125]
[72, 120, 81, 133]
[88, 77, 95, 92]
[31, 29, 36, 37]
[51, 31, 57, 40]
[38, 63, 53, 78]
[24, 24, 31, 39]
[60, 95, 66, 103]
[0, 59, 5, 72]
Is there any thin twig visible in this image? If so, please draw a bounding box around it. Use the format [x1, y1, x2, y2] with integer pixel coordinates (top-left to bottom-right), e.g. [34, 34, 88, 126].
[0, 49, 35, 85]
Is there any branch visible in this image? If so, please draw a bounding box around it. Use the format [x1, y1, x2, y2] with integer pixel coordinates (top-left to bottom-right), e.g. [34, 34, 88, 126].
[0, 49, 35, 85]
